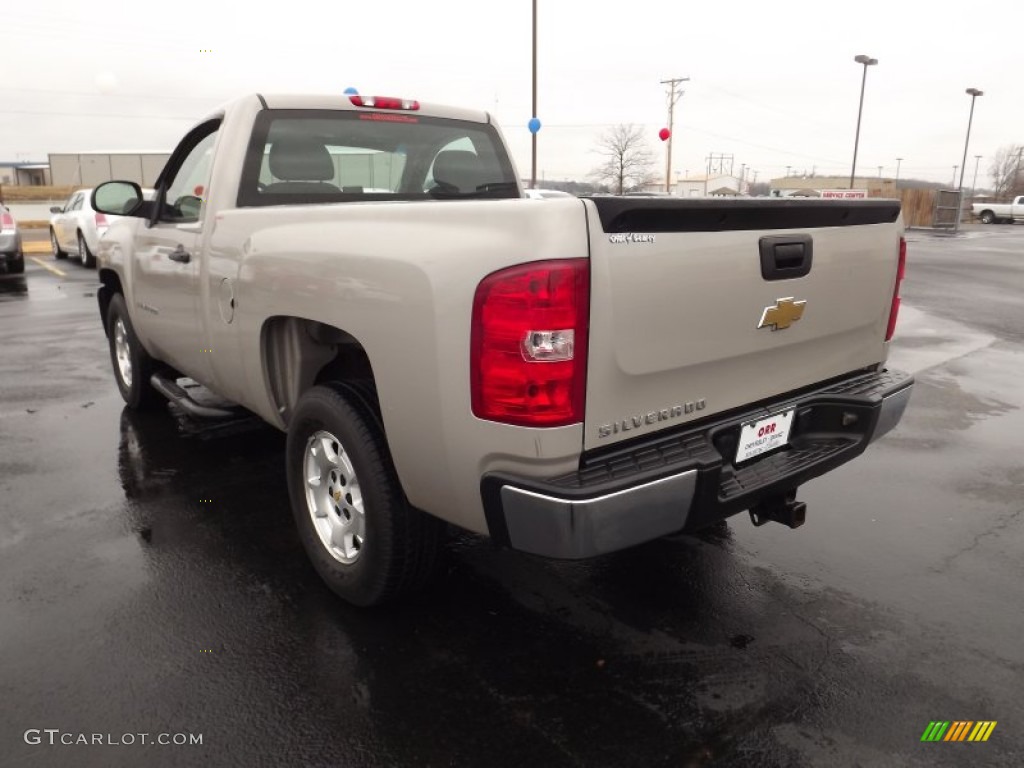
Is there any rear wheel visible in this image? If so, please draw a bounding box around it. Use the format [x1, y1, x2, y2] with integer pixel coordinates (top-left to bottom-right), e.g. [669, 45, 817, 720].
[7, 253, 24, 274]
[979, 210, 995, 224]
[51, 229, 67, 259]
[77, 231, 96, 268]
[105, 293, 160, 410]
[286, 383, 445, 606]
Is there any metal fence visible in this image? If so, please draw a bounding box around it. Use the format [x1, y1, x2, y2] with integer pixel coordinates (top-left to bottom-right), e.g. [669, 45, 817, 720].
[931, 189, 963, 229]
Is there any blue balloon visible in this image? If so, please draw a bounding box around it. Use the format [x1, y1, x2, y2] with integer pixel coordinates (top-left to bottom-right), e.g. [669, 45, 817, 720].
[528, 117, 541, 134]
[344, 87, 359, 95]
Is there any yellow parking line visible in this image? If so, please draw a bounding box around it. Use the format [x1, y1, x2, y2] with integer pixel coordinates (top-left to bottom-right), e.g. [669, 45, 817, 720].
[30, 257, 66, 277]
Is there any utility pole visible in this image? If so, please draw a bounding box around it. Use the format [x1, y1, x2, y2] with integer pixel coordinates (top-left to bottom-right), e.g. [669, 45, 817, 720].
[660, 76, 690, 194]
[1015, 147, 1024, 197]
[530, 0, 537, 189]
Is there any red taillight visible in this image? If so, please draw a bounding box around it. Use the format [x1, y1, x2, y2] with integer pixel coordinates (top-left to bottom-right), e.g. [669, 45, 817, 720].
[471, 260, 589, 427]
[349, 95, 420, 111]
[94, 213, 107, 228]
[1, 212, 14, 230]
[885, 236, 907, 341]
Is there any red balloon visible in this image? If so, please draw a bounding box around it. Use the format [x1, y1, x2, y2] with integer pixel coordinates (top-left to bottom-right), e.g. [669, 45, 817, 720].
[659, 128, 671, 142]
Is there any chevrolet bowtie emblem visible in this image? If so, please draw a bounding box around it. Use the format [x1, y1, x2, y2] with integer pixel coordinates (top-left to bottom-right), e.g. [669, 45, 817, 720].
[758, 297, 806, 331]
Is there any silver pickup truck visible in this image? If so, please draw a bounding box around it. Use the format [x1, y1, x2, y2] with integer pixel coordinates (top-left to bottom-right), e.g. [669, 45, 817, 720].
[91, 92, 913, 606]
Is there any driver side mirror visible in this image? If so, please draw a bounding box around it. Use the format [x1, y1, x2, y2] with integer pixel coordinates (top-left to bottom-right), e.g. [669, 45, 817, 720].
[92, 181, 145, 217]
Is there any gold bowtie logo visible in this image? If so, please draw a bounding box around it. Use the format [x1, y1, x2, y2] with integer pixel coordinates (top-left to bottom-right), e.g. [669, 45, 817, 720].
[758, 297, 806, 331]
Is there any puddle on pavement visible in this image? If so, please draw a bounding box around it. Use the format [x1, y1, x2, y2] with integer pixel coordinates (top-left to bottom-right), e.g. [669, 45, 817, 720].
[0, 276, 28, 298]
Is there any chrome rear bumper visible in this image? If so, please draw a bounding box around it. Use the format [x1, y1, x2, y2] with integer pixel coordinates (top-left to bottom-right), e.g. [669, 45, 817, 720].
[482, 368, 913, 559]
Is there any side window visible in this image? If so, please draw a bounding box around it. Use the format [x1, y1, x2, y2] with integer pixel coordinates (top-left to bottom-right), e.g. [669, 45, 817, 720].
[160, 127, 219, 223]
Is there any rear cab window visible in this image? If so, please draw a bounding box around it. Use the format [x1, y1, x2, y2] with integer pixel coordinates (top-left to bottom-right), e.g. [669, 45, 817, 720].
[237, 109, 518, 207]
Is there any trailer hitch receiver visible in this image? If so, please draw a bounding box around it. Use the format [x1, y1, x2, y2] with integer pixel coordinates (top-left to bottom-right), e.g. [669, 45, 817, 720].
[749, 490, 806, 529]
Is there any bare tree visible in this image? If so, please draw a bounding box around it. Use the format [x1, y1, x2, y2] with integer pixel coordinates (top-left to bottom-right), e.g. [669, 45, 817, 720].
[988, 144, 1023, 200]
[589, 124, 658, 194]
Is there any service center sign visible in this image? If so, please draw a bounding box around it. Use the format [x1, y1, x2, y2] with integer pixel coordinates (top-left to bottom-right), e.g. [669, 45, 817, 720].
[820, 189, 868, 199]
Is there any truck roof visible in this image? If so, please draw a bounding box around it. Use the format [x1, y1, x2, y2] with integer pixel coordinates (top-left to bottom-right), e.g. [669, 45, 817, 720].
[255, 93, 491, 125]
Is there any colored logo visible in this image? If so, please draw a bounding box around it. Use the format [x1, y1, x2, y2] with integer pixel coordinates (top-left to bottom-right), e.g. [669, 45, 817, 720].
[757, 297, 806, 331]
[920, 721, 996, 742]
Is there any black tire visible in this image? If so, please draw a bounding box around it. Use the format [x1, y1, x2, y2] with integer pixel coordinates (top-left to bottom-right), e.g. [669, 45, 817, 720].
[78, 231, 96, 268]
[979, 210, 995, 224]
[8, 253, 24, 274]
[105, 293, 160, 410]
[286, 383, 445, 606]
[50, 228, 67, 259]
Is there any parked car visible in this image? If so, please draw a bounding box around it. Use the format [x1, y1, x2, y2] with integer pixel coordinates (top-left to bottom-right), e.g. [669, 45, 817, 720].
[49, 188, 153, 268]
[0, 203, 24, 274]
[972, 195, 1024, 224]
[91, 91, 912, 606]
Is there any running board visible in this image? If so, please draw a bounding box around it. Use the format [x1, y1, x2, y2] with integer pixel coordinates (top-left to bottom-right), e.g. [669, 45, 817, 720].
[150, 373, 241, 419]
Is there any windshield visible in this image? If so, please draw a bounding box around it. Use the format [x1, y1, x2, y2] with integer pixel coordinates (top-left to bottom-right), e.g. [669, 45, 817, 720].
[238, 109, 519, 206]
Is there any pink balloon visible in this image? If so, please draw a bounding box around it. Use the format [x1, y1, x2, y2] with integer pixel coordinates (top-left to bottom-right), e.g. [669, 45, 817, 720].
[659, 128, 671, 142]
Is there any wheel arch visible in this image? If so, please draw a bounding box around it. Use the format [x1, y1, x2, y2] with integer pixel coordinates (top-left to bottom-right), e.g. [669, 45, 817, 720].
[97, 268, 124, 337]
[260, 316, 381, 430]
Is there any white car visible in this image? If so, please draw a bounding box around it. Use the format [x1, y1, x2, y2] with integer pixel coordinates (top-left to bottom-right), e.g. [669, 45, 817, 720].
[49, 188, 152, 268]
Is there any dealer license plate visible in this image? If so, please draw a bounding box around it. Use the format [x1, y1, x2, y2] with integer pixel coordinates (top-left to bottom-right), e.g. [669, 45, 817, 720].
[735, 409, 795, 463]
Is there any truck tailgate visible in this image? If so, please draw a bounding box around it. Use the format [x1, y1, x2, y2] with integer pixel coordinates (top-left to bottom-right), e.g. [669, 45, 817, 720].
[582, 197, 902, 451]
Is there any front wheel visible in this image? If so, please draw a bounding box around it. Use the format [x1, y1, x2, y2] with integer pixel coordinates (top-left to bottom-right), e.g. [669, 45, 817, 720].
[286, 383, 445, 606]
[105, 293, 160, 410]
[78, 232, 96, 268]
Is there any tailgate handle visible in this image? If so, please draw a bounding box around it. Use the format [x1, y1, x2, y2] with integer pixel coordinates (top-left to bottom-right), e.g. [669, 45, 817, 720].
[759, 235, 813, 280]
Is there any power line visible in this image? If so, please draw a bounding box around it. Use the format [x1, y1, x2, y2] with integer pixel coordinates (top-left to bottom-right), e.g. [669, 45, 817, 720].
[0, 86, 222, 103]
[0, 108, 195, 120]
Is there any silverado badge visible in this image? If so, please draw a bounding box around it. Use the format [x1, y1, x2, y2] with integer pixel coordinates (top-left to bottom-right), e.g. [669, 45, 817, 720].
[758, 297, 806, 331]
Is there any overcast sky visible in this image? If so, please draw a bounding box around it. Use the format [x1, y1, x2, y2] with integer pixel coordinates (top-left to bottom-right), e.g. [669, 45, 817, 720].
[2, 0, 1021, 186]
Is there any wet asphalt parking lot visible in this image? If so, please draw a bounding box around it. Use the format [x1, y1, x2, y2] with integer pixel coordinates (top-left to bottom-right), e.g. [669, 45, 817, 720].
[1, 227, 1022, 767]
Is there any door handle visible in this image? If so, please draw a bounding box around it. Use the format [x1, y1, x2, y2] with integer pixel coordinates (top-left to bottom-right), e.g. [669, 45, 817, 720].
[168, 244, 191, 264]
[759, 235, 813, 280]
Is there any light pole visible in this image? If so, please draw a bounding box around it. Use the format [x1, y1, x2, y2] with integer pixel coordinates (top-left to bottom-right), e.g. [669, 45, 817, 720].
[954, 88, 982, 232]
[878, 165, 883, 178]
[895, 157, 903, 185]
[971, 154, 982, 201]
[959, 89, 983, 191]
[951, 166, 958, 187]
[849, 54, 878, 189]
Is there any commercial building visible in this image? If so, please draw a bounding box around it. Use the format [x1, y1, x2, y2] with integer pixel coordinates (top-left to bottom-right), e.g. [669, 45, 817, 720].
[769, 175, 897, 198]
[48, 151, 171, 188]
[0, 161, 50, 186]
